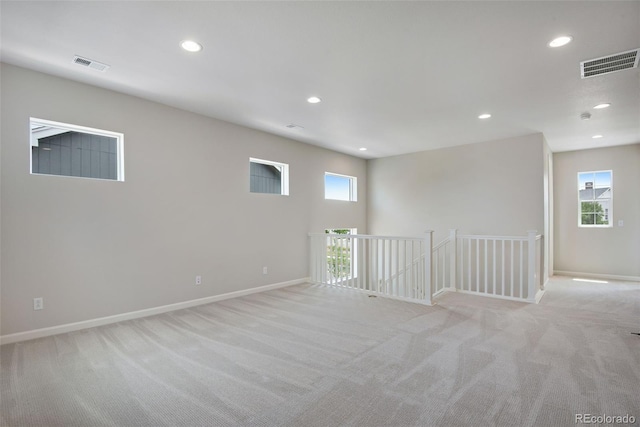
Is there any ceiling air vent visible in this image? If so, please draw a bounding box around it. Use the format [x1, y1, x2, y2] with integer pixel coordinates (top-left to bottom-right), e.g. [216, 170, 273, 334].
[580, 48, 639, 78]
[72, 55, 110, 72]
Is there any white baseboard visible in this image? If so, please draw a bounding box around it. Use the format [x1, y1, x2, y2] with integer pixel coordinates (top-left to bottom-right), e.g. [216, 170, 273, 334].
[452, 289, 541, 304]
[553, 271, 640, 283]
[0, 277, 309, 346]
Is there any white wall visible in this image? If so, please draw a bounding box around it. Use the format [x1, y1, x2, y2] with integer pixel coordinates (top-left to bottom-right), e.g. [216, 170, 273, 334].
[0, 64, 367, 336]
[553, 144, 640, 279]
[367, 134, 546, 243]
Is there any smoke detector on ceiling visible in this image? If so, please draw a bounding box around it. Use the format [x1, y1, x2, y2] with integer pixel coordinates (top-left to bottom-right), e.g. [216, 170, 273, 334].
[580, 48, 639, 78]
[72, 55, 110, 72]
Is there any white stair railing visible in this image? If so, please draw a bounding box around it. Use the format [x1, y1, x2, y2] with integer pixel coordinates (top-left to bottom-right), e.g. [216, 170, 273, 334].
[432, 237, 451, 296]
[309, 232, 434, 305]
[455, 230, 543, 302]
[309, 229, 544, 305]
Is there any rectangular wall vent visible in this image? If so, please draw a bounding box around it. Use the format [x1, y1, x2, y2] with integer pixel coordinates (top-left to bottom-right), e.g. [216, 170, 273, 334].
[72, 55, 110, 72]
[580, 48, 639, 78]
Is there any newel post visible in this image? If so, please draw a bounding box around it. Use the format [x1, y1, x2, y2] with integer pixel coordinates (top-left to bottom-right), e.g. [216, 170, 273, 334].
[424, 230, 434, 305]
[449, 229, 458, 291]
[527, 230, 537, 303]
[308, 233, 314, 284]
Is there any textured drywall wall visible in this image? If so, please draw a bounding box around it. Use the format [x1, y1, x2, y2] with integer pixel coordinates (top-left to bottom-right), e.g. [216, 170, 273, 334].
[367, 134, 545, 243]
[553, 144, 640, 278]
[0, 63, 367, 335]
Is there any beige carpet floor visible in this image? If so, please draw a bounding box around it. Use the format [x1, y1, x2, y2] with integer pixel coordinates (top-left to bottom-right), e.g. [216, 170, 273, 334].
[1, 276, 639, 427]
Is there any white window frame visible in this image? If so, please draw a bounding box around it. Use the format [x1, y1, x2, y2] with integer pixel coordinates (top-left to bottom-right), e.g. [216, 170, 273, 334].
[324, 172, 357, 202]
[30, 117, 125, 181]
[249, 157, 289, 195]
[577, 170, 613, 228]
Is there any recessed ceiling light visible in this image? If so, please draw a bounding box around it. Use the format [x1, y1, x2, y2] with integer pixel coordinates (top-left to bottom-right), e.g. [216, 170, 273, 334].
[478, 113, 491, 119]
[181, 40, 202, 52]
[592, 134, 603, 139]
[359, 147, 367, 151]
[548, 35, 572, 48]
[307, 96, 322, 104]
[593, 103, 611, 109]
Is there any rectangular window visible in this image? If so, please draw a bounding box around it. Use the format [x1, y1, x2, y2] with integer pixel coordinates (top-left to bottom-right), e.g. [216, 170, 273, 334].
[249, 158, 289, 195]
[325, 228, 358, 282]
[578, 170, 612, 227]
[325, 172, 357, 201]
[30, 118, 124, 181]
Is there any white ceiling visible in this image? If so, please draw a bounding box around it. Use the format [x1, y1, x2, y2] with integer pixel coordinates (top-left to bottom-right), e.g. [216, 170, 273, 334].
[1, 1, 639, 159]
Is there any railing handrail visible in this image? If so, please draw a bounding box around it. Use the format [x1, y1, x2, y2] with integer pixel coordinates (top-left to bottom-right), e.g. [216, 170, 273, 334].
[457, 234, 542, 241]
[433, 238, 450, 251]
[311, 233, 542, 242]
[309, 233, 425, 241]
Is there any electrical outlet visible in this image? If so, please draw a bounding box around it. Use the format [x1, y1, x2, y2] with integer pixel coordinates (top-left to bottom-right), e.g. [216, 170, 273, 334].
[263, 267, 268, 275]
[33, 297, 43, 311]
[195, 275, 202, 285]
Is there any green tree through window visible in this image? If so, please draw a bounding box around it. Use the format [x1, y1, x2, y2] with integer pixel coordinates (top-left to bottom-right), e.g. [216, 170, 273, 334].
[578, 170, 612, 227]
[580, 201, 606, 225]
[325, 229, 353, 280]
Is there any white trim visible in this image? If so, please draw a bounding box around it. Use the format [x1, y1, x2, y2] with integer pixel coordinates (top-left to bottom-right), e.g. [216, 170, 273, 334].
[0, 277, 308, 345]
[534, 289, 546, 304]
[435, 288, 544, 304]
[454, 289, 541, 304]
[324, 172, 358, 202]
[553, 271, 640, 283]
[311, 233, 424, 241]
[30, 127, 69, 146]
[29, 173, 124, 183]
[433, 278, 547, 305]
[29, 117, 125, 181]
[577, 170, 612, 228]
[249, 157, 289, 195]
[542, 277, 549, 290]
